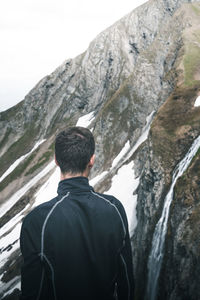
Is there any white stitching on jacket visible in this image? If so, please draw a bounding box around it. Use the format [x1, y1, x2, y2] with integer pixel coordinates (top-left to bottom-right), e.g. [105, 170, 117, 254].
[40, 192, 70, 300]
[41, 192, 70, 255]
[91, 191, 130, 300]
[42, 253, 57, 300]
[36, 267, 45, 300]
[120, 254, 130, 300]
[91, 191, 126, 236]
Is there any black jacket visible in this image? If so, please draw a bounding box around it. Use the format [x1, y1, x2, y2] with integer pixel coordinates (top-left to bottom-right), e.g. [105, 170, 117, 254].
[20, 176, 134, 300]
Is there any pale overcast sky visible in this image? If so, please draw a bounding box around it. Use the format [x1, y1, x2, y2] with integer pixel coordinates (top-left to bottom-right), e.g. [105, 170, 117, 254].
[0, 0, 147, 112]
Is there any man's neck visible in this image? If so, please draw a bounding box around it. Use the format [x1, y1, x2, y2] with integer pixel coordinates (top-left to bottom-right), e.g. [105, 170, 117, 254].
[60, 169, 89, 181]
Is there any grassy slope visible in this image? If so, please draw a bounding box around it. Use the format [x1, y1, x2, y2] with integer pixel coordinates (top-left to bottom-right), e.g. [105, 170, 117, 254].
[151, 3, 200, 176]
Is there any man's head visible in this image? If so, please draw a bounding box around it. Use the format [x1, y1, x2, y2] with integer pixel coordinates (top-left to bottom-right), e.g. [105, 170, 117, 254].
[55, 126, 95, 177]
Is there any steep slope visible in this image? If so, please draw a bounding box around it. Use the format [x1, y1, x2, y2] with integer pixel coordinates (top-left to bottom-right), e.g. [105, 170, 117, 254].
[132, 3, 200, 300]
[0, 0, 200, 299]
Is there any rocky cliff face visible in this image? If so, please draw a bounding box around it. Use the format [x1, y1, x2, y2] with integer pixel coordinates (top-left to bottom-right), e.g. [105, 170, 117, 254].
[0, 0, 200, 299]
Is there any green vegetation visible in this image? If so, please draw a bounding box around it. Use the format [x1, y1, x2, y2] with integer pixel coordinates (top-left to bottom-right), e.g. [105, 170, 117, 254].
[0, 128, 12, 150]
[25, 150, 53, 176]
[183, 24, 200, 87]
[0, 144, 54, 192]
[191, 4, 200, 16]
[184, 42, 200, 86]
[48, 141, 55, 151]
[151, 84, 200, 172]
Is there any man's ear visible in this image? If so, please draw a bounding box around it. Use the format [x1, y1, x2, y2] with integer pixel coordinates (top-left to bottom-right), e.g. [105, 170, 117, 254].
[55, 155, 59, 166]
[88, 154, 95, 169]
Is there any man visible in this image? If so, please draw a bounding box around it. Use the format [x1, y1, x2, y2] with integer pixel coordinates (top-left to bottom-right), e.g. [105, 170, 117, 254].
[20, 126, 134, 300]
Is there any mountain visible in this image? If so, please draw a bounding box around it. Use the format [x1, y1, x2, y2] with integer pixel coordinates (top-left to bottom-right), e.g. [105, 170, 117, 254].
[0, 0, 200, 299]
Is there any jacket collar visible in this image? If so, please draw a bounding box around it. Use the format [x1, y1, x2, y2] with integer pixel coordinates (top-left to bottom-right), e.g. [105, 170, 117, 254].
[57, 176, 94, 196]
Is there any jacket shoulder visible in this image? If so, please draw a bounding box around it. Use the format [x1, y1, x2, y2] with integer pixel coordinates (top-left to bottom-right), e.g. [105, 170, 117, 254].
[92, 192, 128, 229]
[96, 192, 126, 213]
[22, 196, 58, 228]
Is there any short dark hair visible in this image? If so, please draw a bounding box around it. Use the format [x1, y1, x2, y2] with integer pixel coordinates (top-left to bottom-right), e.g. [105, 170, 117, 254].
[55, 126, 95, 174]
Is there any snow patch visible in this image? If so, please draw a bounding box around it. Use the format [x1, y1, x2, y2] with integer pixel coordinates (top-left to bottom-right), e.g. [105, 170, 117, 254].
[0, 224, 21, 268]
[76, 111, 95, 128]
[126, 111, 155, 161]
[0, 139, 46, 183]
[0, 161, 56, 218]
[0, 204, 29, 238]
[112, 141, 130, 168]
[0, 276, 21, 297]
[89, 171, 108, 186]
[33, 166, 60, 208]
[105, 161, 139, 236]
[89, 141, 131, 187]
[194, 96, 200, 107]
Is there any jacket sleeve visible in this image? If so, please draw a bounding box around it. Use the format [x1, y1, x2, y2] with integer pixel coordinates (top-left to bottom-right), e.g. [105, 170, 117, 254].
[20, 217, 48, 300]
[115, 201, 135, 300]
